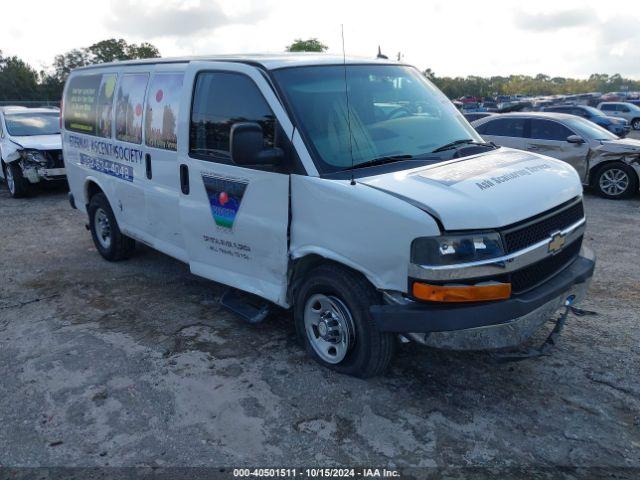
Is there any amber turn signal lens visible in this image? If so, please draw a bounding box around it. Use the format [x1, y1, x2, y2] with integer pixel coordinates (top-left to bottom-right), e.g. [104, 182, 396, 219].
[412, 282, 511, 302]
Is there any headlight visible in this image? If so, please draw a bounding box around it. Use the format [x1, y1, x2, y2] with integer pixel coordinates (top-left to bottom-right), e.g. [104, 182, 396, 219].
[411, 232, 505, 266]
[20, 150, 47, 165]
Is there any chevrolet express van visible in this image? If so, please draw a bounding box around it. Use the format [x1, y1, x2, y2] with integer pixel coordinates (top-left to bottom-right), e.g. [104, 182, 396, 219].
[62, 54, 595, 377]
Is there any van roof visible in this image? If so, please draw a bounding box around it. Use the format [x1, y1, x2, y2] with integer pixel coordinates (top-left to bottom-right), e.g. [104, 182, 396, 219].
[73, 53, 399, 71]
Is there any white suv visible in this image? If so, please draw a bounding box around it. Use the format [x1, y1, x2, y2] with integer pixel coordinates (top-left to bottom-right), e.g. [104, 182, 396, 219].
[597, 102, 640, 130]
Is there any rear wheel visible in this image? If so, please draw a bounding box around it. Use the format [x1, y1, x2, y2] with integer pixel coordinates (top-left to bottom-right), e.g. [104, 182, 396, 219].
[294, 264, 395, 378]
[594, 163, 638, 199]
[2, 161, 30, 198]
[88, 193, 135, 261]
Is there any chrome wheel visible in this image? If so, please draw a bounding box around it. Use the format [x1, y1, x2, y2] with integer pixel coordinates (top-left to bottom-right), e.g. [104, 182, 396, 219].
[5, 165, 15, 195]
[304, 294, 355, 364]
[633, 119, 640, 130]
[599, 168, 629, 196]
[94, 208, 112, 249]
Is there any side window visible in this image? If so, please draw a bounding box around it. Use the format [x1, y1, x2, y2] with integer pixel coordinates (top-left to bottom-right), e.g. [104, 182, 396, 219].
[115, 73, 149, 144]
[619, 105, 630, 112]
[64, 74, 102, 134]
[190, 72, 275, 161]
[572, 108, 588, 117]
[145, 73, 183, 151]
[96, 74, 117, 138]
[601, 104, 614, 111]
[530, 120, 573, 141]
[476, 118, 525, 137]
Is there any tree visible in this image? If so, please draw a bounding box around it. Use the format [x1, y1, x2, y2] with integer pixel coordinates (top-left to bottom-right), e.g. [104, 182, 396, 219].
[51, 48, 91, 83]
[286, 38, 328, 52]
[88, 38, 160, 64]
[0, 52, 39, 100]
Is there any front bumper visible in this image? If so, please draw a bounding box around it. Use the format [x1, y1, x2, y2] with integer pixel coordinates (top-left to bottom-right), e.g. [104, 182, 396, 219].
[371, 247, 595, 350]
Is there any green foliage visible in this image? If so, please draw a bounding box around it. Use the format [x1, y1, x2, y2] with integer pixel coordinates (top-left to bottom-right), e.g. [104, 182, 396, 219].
[286, 38, 328, 52]
[425, 69, 640, 99]
[0, 52, 39, 101]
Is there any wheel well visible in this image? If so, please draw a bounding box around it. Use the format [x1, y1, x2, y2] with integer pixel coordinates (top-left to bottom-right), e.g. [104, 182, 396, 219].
[589, 160, 638, 187]
[288, 254, 372, 305]
[85, 181, 103, 206]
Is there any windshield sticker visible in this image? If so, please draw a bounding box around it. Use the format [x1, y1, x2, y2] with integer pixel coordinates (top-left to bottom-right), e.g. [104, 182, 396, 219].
[417, 151, 544, 187]
[79, 153, 133, 182]
[202, 175, 248, 229]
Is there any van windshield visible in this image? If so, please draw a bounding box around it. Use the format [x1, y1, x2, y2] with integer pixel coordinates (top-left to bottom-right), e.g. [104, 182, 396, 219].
[4, 112, 60, 137]
[273, 65, 481, 173]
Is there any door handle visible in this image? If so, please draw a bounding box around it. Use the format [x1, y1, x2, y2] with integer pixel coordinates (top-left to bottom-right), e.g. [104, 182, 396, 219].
[527, 144, 539, 150]
[145, 153, 152, 179]
[180, 164, 189, 195]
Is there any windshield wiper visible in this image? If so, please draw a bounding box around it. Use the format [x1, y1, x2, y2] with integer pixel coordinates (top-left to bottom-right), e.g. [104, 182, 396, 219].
[344, 154, 414, 171]
[431, 139, 495, 153]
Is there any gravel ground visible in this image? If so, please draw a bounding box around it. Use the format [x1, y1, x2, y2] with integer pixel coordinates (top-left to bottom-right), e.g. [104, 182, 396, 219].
[1, 154, 639, 476]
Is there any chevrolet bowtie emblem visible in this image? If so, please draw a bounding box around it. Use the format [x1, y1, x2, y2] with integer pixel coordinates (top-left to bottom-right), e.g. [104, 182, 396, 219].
[548, 231, 567, 254]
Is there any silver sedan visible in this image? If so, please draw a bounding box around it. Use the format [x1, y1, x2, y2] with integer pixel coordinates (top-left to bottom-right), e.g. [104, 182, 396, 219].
[472, 112, 640, 198]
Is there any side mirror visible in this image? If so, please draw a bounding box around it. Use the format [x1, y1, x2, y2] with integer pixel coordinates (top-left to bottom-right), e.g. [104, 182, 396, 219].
[566, 135, 585, 144]
[230, 122, 283, 167]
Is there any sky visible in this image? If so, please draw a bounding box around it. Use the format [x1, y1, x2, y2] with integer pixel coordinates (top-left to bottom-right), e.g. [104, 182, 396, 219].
[2, 0, 640, 79]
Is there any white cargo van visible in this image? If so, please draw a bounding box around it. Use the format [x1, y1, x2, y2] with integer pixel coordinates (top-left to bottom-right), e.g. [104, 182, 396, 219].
[62, 55, 595, 377]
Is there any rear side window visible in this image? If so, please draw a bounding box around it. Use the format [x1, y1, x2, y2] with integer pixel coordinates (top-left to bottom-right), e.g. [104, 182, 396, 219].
[64, 74, 118, 136]
[476, 118, 525, 137]
[96, 74, 117, 138]
[600, 104, 614, 111]
[145, 73, 183, 151]
[530, 120, 573, 141]
[190, 72, 275, 160]
[115, 73, 149, 144]
[64, 75, 101, 134]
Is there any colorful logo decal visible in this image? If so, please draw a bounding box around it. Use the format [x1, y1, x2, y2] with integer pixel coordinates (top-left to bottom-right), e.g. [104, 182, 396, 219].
[202, 175, 248, 229]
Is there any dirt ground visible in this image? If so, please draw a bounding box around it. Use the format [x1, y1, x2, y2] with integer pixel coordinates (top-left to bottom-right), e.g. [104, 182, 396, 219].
[1, 156, 639, 476]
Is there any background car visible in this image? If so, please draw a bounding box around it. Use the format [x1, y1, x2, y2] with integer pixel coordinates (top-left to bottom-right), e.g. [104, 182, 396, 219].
[463, 112, 494, 122]
[597, 102, 640, 130]
[0, 106, 65, 198]
[472, 112, 640, 198]
[543, 104, 630, 137]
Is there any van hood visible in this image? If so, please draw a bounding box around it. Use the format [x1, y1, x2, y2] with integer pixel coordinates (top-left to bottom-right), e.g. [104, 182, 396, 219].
[9, 135, 62, 151]
[358, 148, 582, 230]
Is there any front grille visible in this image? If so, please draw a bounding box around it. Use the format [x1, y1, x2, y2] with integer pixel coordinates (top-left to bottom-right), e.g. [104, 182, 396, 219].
[502, 200, 584, 253]
[510, 237, 582, 293]
[43, 150, 64, 169]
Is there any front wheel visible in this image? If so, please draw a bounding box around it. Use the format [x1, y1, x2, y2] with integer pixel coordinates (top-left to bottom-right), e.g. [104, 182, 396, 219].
[294, 264, 395, 378]
[88, 193, 135, 261]
[2, 161, 30, 198]
[632, 118, 640, 130]
[594, 163, 638, 199]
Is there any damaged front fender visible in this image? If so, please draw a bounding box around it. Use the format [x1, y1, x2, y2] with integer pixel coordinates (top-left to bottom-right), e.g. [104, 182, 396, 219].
[588, 140, 640, 177]
[1, 140, 23, 163]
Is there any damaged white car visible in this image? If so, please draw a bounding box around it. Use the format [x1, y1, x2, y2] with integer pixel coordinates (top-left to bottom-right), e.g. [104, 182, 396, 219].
[0, 107, 65, 198]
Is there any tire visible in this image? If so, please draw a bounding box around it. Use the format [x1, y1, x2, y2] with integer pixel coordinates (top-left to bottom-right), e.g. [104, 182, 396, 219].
[2, 161, 30, 198]
[88, 192, 135, 261]
[293, 264, 395, 378]
[632, 118, 640, 130]
[593, 162, 638, 199]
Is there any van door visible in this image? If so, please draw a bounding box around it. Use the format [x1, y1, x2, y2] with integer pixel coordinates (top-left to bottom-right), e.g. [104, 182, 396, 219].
[142, 65, 187, 261]
[526, 119, 589, 180]
[176, 62, 295, 306]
